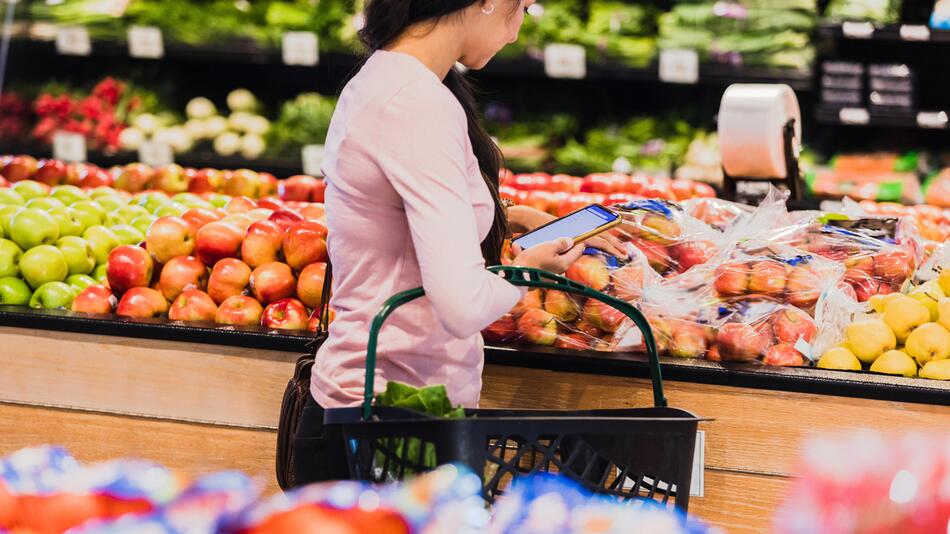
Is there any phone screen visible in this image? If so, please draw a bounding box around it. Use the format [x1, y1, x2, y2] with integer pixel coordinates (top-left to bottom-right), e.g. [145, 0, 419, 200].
[512, 204, 619, 250]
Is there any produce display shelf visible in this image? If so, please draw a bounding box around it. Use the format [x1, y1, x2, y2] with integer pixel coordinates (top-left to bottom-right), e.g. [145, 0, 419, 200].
[10, 37, 814, 91]
[3, 306, 946, 406]
[815, 106, 950, 130]
[819, 22, 950, 43]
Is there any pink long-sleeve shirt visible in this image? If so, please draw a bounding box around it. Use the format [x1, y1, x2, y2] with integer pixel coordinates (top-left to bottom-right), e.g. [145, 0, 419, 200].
[310, 50, 523, 409]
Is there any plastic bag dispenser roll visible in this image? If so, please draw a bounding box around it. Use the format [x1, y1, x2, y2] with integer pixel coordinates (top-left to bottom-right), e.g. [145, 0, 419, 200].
[718, 84, 801, 180]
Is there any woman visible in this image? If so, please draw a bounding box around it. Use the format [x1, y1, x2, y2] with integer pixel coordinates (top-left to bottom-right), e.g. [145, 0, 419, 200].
[292, 0, 620, 484]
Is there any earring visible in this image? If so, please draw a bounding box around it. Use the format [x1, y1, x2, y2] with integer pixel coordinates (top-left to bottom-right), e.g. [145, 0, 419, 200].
[481, 2, 495, 15]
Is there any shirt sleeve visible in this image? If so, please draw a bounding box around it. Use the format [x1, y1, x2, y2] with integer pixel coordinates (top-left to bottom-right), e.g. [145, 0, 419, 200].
[374, 81, 522, 339]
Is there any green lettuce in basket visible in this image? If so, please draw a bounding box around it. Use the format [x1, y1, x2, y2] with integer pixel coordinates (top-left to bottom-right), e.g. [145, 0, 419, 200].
[374, 382, 465, 479]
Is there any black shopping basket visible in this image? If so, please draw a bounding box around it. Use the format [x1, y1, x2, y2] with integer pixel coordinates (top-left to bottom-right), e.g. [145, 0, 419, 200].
[324, 266, 703, 511]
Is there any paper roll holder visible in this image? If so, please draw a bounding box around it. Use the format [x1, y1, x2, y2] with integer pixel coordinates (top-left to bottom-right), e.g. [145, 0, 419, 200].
[721, 118, 802, 203]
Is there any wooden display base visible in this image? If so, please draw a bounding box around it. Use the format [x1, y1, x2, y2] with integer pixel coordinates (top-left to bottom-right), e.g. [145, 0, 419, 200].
[1, 325, 948, 533]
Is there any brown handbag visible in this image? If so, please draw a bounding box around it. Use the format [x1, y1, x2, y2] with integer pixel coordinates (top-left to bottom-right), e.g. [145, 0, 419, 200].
[275, 262, 332, 490]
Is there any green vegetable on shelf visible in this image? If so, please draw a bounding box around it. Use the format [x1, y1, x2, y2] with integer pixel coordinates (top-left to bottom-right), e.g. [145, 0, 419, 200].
[266, 93, 337, 157]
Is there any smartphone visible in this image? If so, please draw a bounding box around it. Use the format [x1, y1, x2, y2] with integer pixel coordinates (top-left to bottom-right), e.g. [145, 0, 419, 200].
[512, 204, 621, 250]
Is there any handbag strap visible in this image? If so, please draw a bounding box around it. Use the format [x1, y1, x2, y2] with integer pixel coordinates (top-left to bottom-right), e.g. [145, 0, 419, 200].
[307, 261, 332, 356]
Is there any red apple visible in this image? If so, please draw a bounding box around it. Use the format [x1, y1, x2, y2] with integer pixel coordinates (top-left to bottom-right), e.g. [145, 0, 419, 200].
[543, 290, 579, 322]
[149, 164, 189, 193]
[786, 264, 821, 309]
[714, 262, 751, 296]
[280, 175, 319, 202]
[258, 172, 278, 198]
[629, 238, 672, 274]
[71, 284, 117, 314]
[282, 220, 329, 271]
[296, 262, 328, 309]
[242, 220, 285, 269]
[610, 264, 643, 301]
[554, 333, 590, 350]
[79, 167, 114, 188]
[158, 256, 208, 301]
[145, 216, 196, 264]
[564, 255, 609, 291]
[511, 289, 543, 317]
[748, 260, 787, 297]
[843, 255, 874, 275]
[261, 298, 309, 330]
[669, 241, 717, 273]
[582, 298, 625, 333]
[516, 308, 557, 345]
[113, 163, 152, 192]
[224, 169, 261, 198]
[669, 323, 708, 358]
[640, 213, 681, 243]
[168, 288, 217, 322]
[763, 343, 805, 366]
[483, 313, 518, 343]
[772, 308, 816, 345]
[575, 318, 605, 339]
[107, 245, 154, 294]
[221, 213, 253, 232]
[195, 221, 244, 266]
[706, 344, 721, 361]
[115, 287, 168, 318]
[299, 203, 325, 220]
[181, 208, 221, 234]
[2, 155, 38, 182]
[188, 168, 224, 194]
[33, 159, 68, 186]
[873, 250, 914, 284]
[267, 209, 305, 232]
[716, 322, 770, 361]
[306, 307, 335, 332]
[851, 277, 881, 302]
[310, 178, 327, 203]
[224, 196, 258, 214]
[692, 182, 716, 198]
[215, 295, 264, 325]
[207, 258, 252, 305]
[249, 262, 296, 305]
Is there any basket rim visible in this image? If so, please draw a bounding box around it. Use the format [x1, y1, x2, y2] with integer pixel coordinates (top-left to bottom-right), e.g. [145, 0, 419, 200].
[325, 405, 710, 425]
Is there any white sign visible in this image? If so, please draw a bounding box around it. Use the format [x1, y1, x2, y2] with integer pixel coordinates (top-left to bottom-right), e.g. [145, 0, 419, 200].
[839, 107, 870, 125]
[842, 21, 875, 39]
[138, 141, 174, 166]
[282, 32, 319, 66]
[899, 24, 930, 41]
[916, 111, 948, 129]
[55, 26, 91, 56]
[659, 49, 699, 84]
[543, 44, 586, 79]
[690, 430, 705, 497]
[612, 156, 633, 174]
[302, 144, 326, 176]
[128, 26, 164, 59]
[52, 132, 87, 163]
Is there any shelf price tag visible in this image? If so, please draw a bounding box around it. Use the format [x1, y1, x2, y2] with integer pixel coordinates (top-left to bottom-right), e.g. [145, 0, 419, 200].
[128, 26, 164, 59]
[138, 141, 174, 166]
[916, 111, 948, 129]
[839, 107, 870, 125]
[302, 144, 326, 176]
[899, 24, 930, 41]
[52, 131, 87, 163]
[543, 44, 586, 79]
[282, 32, 320, 66]
[658, 49, 699, 84]
[55, 26, 91, 56]
[842, 21, 875, 39]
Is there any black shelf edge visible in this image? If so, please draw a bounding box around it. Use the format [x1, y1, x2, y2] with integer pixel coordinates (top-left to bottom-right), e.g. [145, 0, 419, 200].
[819, 22, 950, 43]
[12, 37, 814, 91]
[815, 106, 950, 130]
[1, 306, 946, 406]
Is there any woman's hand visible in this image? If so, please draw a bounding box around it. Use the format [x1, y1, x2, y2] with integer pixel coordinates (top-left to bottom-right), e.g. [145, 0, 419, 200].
[584, 233, 626, 258]
[511, 238, 584, 274]
[508, 205, 628, 258]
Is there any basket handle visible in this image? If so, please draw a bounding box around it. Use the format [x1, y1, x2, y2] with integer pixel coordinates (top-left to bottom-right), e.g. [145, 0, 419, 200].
[362, 265, 667, 420]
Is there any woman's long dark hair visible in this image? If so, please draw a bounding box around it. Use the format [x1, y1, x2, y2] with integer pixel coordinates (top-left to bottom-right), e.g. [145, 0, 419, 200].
[359, 0, 511, 265]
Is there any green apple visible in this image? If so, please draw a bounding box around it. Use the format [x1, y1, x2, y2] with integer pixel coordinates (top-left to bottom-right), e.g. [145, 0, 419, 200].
[50, 185, 88, 205]
[29, 281, 76, 309]
[9, 208, 60, 250]
[130, 215, 155, 236]
[114, 206, 136, 224]
[0, 189, 25, 206]
[92, 263, 108, 284]
[0, 206, 20, 235]
[71, 200, 105, 228]
[55, 236, 96, 275]
[82, 225, 120, 266]
[153, 202, 187, 217]
[103, 211, 126, 227]
[96, 195, 128, 212]
[206, 193, 230, 208]
[128, 205, 151, 219]
[0, 276, 31, 305]
[136, 192, 170, 213]
[0, 238, 23, 278]
[172, 193, 211, 209]
[25, 197, 65, 211]
[65, 273, 97, 293]
[49, 206, 86, 237]
[111, 224, 145, 245]
[20, 245, 68, 289]
[12, 180, 49, 201]
[90, 186, 121, 200]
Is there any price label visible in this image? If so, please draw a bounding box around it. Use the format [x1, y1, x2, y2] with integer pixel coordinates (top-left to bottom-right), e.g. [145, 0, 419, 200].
[282, 32, 319, 66]
[55, 26, 91, 56]
[839, 107, 870, 125]
[52, 131, 87, 163]
[543, 44, 586, 79]
[128, 26, 164, 59]
[917, 111, 949, 129]
[899, 24, 930, 41]
[302, 144, 326, 176]
[842, 21, 875, 39]
[659, 49, 699, 84]
[138, 141, 174, 166]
